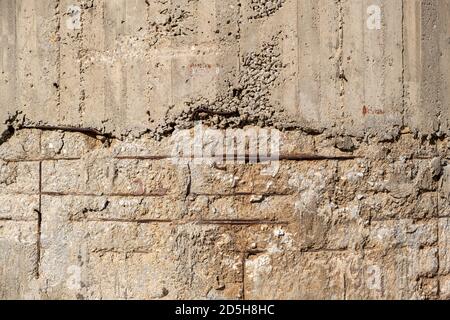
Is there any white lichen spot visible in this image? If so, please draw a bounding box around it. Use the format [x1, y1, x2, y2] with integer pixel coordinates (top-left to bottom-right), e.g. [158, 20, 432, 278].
[227, 207, 235, 215]
[66, 265, 82, 290]
[345, 171, 364, 182]
[245, 254, 272, 282]
[265, 180, 274, 191]
[273, 228, 285, 237]
[266, 244, 282, 254]
[66, 5, 81, 30]
[367, 5, 382, 30]
[376, 227, 391, 241]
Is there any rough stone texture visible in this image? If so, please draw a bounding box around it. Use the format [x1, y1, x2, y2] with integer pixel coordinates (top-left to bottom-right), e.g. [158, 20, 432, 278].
[1, 0, 450, 300]
[0, 129, 449, 300]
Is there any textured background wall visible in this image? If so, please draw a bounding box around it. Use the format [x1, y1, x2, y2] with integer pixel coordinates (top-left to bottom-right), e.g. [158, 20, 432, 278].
[1, 0, 450, 299]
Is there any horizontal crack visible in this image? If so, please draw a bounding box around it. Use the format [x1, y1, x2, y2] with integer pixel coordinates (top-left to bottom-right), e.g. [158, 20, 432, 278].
[114, 153, 359, 162]
[0, 157, 81, 163]
[196, 219, 289, 225]
[21, 125, 112, 140]
[75, 218, 173, 223]
[69, 218, 289, 226]
[191, 193, 293, 197]
[1, 155, 446, 163]
[0, 217, 38, 222]
[41, 191, 168, 197]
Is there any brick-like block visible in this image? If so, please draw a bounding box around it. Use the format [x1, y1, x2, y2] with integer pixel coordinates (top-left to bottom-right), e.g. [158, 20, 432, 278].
[439, 275, 450, 300]
[240, 224, 352, 300]
[41, 155, 113, 195]
[112, 159, 189, 196]
[360, 134, 442, 160]
[39, 196, 88, 299]
[439, 166, 450, 217]
[85, 250, 177, 299]
[363, 247, 438, 299]
[0, 221, 38, 299]
[83, 221, 173, 253]
[418, 277, 439, 300]
[368, 219, 438, 250]
[295, 198, 368, 251]
[335, 159, 371, 204]
[168, 223, 244, 300]
[245, 251, 361, 300]
[339, 158, 438, 220]
[0, 161, 40, 194]
[245, 245, 439, 300]
[40, 131, 100, 159]
[439, 218, 450, 275]
[361, 192, 438, 220]
[191, 161, 336, 196]
[61, 195, 186, 222]
[189, 194, 295, 221]
[111, 137, 173, 158]
[42, 156, 188, 196]
[0, 194, 39, 220]
[0, 129, 40, 161]
[339, 158, 438, 198]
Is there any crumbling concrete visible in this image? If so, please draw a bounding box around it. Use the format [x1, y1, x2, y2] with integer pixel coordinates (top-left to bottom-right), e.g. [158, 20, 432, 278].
[1, 0, 450, 300]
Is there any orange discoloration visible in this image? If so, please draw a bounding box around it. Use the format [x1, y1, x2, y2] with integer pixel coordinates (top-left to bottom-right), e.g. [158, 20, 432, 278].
[362, 105, 385, 116]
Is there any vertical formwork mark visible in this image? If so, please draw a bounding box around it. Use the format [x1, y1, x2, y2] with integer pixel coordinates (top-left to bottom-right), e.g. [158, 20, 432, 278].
[185, 162, 191, 200]
[436, 188, 441, 298]
[120, 0, 127, 131]
[401, 0, 406, 127]
[36, 131, 43, 279]
[343, 272, 347, 300]
[295, 0, 299, 118]
[337, 0, 345, 114]
[241, 252, 246, 300]
[79, 0, 85, 118]
[169, 0, 174, 107]
[237, 0, 241, 75]
[102, 0, 107, 124]
[436, 147, 441, 297]
[36, 161, 42, 278]
[56, 0, 61, 112]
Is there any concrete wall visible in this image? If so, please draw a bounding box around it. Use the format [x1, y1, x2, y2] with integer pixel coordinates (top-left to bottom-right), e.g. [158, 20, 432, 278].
[1, 0, 450, 299]
[2, 0, 449, 138]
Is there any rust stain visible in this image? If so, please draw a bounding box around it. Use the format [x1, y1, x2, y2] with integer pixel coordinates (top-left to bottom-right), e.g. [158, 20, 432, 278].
[362, 105, 385, 116]
[362, 105, 368, 116]
[132, 178, 146, 196]
[188, 62, 214, 75]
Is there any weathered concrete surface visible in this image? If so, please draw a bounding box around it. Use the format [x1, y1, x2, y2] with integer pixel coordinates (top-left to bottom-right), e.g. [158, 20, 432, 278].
[1, 0, 449, 138]
[0, 128, 449, 299]
[1, 0, 450, 300]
